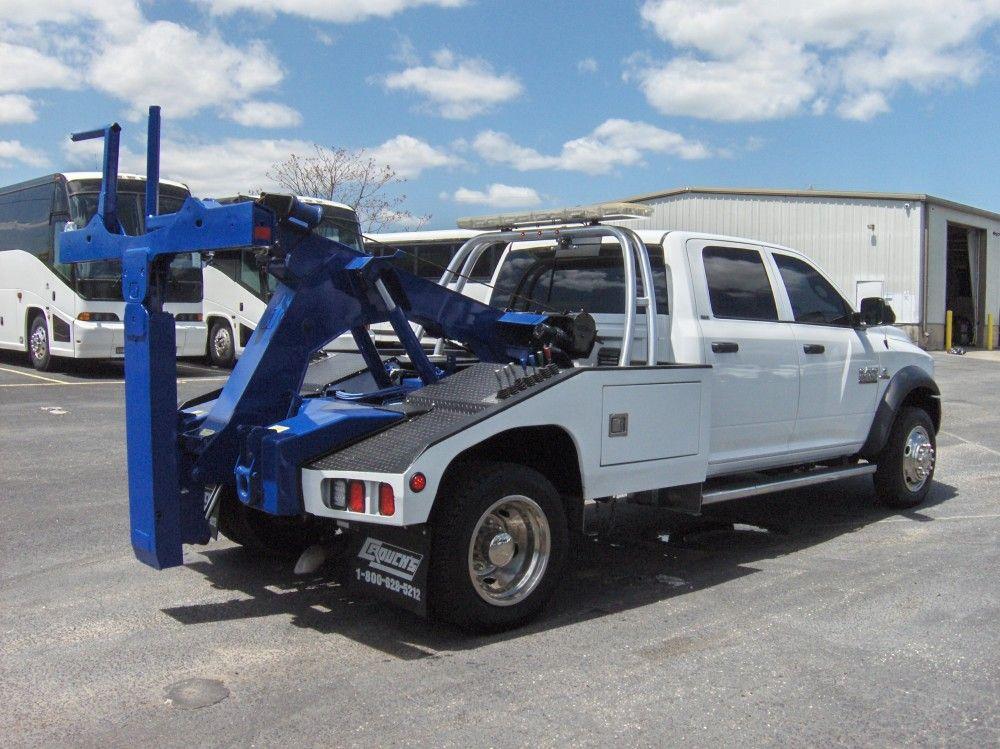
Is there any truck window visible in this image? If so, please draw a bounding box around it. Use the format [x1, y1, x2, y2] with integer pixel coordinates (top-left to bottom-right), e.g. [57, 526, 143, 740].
[702, 246, 778, 321]
[773, 253, 852, 325]
[492, 245, 668, 315]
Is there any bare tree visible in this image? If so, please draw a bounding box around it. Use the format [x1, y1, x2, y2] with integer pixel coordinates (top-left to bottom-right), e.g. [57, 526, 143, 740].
[266, 145, 428, 232]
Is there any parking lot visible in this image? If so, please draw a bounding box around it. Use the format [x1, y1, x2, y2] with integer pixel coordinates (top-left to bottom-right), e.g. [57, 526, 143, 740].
[1, 351, 997, 747]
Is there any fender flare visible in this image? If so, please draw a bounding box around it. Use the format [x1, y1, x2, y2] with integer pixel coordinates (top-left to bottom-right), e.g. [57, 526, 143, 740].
[860, 365, 940, 459]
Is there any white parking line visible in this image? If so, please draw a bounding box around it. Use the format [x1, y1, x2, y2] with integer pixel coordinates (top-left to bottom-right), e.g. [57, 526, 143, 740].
[0, 366, 70, 385]
[939, 430, 1000, 457]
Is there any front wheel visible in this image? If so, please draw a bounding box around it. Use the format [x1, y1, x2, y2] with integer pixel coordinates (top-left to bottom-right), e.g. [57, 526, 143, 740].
[428, 462, 568, 632]
[207, 320, 235, 368]
[873, 406, 936, 509]
[28, 316, 52, 371]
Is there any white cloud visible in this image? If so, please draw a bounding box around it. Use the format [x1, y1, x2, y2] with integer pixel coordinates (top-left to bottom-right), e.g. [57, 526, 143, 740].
[383, 48, 522, 119]
[0, 3, 297, 124]
[0, 139, 48, 167]
[0, 41, 79, 92]
[228, 101, 303, 128]
[197, 0, 468, 23]
[451, 183, 541, 208]
[63, 135, 313, 197]
[0, 94, 38, 124]
[474, 118, 713, 175]
[836, 91, 890, 121]
[577, 58, 598, 73]
[634, 0, 1000, 121]
[369, 134, 463, 178]
[88, 22, 284, 119]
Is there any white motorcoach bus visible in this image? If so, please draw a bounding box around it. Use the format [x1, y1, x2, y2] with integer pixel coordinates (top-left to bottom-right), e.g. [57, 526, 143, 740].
[0, 172, 207, 370]
[203, 196, 364, 366]
[364, 229, 503, 304]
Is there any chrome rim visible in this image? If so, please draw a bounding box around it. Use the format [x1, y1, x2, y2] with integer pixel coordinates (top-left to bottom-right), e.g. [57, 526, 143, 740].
[29, 325, 47, 361]
[902, 425, 935, 491]
[212, 328, 232, 360]
[468, 495, 550, 607]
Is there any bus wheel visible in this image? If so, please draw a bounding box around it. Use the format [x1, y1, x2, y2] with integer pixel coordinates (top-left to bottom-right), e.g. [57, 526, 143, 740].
[208, 320, 235, 368]
[28, 315, 52, 371]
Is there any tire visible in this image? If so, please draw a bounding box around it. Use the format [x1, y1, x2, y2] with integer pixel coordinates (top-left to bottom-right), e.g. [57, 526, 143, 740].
[208, 320, 235, 368]
[428, 461, 568, 632]
[28, 315, 52, 371]
[217, 487, 321, 558]
[873, 406, 936, 509]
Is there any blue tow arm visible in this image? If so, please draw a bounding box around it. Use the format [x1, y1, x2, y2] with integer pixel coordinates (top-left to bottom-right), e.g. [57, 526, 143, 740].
[61, 107, 550, 570]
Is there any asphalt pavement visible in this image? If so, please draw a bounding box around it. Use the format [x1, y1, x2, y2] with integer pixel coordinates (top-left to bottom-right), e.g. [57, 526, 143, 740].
[0, 350, 997, 747]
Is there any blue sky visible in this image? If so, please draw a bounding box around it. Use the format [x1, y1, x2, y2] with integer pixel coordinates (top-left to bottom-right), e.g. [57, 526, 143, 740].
[1, 1, 998, 229]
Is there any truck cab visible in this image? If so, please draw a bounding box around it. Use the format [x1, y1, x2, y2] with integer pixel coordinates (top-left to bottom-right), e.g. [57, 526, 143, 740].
[483, 228, 936, 475]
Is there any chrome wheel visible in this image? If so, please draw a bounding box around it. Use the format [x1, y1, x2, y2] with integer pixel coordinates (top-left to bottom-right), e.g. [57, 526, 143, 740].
[468, 495, 550, 606]
[29, 324, 48, 361]
[212, 326, 233, 361]
[902, 425, 935, 491]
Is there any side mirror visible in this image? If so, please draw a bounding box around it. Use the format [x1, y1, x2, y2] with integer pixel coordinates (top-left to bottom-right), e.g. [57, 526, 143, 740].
[859, 297, 895, 327]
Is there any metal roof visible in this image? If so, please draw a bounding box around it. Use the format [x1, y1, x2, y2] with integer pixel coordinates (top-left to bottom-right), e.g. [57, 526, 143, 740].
[618, 186, 1000, 223]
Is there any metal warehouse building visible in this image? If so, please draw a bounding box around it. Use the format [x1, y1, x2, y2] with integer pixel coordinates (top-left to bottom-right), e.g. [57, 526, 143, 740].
[614, 187, 1000, 350]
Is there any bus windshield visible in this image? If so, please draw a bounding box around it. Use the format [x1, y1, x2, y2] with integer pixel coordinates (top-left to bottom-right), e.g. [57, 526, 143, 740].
[66, 187, 201, 302]
[315, 214, 362, 251]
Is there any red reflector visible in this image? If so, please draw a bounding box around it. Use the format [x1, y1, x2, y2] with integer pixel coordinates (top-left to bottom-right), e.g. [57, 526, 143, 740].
[347, 480, 365, 512]
[253, 225, 272, 242]
[409, 472, 426, 492]
[378, 483, 395, 516]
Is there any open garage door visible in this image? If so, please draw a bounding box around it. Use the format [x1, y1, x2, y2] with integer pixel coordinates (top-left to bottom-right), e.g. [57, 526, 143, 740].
[946, 223, 986, 346]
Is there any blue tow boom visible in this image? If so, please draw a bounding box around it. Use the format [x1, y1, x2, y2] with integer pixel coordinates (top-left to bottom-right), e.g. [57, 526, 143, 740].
[62, 107, 552, 569]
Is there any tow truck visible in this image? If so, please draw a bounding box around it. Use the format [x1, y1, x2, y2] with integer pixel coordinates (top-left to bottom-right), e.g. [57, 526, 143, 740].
[63, 109, 940, 631]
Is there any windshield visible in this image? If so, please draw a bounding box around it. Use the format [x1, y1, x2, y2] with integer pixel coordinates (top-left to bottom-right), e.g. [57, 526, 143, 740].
[66, 190, 200, 302]
[490, 244, 669, 315]
[315, 215, 362, 251]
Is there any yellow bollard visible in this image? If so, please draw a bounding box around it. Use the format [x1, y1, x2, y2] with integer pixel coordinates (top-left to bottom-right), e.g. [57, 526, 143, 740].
[988, 313, 995, 351]
[945, 309, 953, 350]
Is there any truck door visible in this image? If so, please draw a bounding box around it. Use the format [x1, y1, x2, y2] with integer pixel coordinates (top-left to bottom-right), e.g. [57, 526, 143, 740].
[768, 250, 879, 450]
[687, 240, 799, 469]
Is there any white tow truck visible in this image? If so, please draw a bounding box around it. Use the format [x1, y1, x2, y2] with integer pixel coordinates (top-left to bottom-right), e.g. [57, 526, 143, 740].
[292, 204, 940, 631]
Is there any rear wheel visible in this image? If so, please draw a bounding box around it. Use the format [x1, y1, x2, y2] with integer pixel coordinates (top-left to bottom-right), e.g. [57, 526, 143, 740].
[428, 462, 568, 632]
[208, 320, 235, 368]
[217, 488, 321, 558]
[873, 406, 936, 508]
[28, 315, 52, 371]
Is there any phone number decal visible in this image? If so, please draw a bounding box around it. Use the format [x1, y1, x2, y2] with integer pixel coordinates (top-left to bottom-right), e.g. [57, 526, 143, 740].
[355, 568, 422, 602]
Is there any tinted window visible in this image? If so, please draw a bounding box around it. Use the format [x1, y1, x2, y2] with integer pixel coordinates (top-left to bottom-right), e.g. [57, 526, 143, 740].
[702, 246, 778, 321]
[774, 253, 852, 325]
[492, 244, 669, 315]
[165, 252, 203, 303]
[0, 183, 54, 259]
[211, 250, 240, 281]
[413, 242, 454, 279]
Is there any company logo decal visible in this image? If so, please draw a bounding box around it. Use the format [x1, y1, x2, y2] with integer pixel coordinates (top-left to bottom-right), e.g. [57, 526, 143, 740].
[357, 537, 423, 581]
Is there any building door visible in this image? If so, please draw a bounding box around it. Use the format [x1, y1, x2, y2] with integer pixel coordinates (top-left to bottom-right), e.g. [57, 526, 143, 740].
[946, 223, 984, 346]
[855, 280, 884, 310]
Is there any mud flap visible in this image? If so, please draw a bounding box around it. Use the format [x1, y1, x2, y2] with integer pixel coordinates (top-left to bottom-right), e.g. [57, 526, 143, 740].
[347, 524, 429, 617]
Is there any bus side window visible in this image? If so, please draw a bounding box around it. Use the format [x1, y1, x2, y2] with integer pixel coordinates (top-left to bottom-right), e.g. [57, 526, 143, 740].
[0, 183, 54, 261]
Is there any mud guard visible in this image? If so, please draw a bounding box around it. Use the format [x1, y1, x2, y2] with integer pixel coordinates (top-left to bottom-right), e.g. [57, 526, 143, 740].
[347, 524, 430, 617]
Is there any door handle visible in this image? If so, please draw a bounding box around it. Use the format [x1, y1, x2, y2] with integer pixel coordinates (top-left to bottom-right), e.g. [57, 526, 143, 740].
[803, 344, 825, 354]
[239, 302, 244, 312]
[711, 341, 739, 353]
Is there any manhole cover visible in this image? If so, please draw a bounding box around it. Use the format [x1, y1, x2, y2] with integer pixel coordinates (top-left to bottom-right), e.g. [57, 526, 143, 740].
[164, 678, 230, 709]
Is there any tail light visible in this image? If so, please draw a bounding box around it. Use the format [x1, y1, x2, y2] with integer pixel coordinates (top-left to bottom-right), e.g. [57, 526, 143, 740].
[378, 483, 395, 516]
[347, 480, 365, 512]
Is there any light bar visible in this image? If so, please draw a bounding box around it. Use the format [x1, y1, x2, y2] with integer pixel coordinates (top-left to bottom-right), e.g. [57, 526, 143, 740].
[456, 202, 653, 231]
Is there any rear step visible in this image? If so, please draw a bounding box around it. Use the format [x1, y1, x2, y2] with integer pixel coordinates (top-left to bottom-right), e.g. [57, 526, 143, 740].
[702, 463, 876, 505]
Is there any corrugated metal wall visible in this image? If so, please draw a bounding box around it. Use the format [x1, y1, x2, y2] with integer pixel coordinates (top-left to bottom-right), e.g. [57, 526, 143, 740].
[617, 193, 924, 324]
